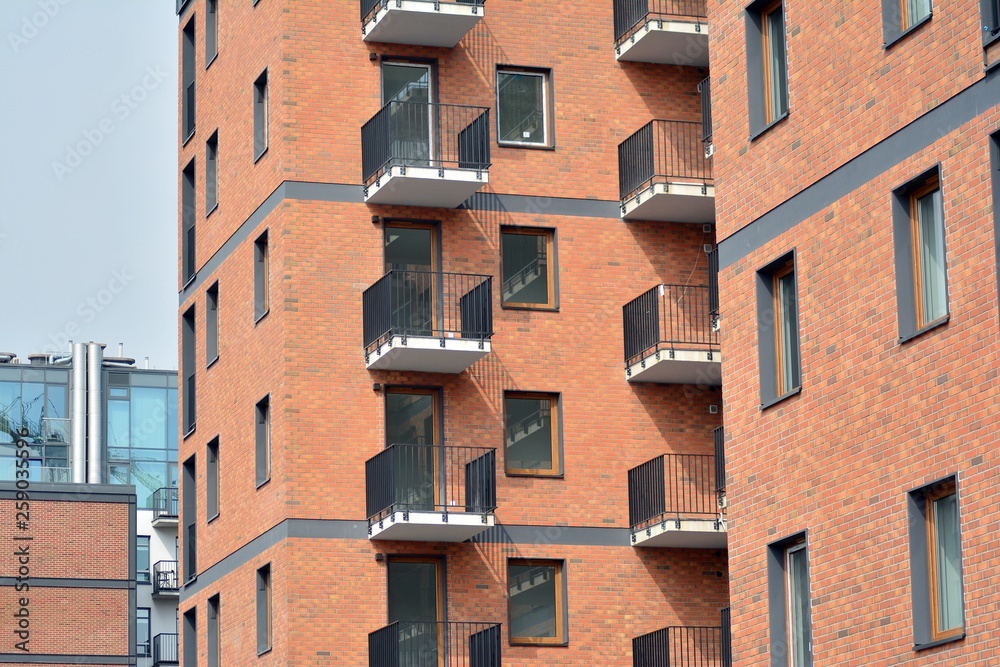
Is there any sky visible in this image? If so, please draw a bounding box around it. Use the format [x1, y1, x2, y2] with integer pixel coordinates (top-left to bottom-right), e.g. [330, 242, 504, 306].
[0, 0, 178, 369]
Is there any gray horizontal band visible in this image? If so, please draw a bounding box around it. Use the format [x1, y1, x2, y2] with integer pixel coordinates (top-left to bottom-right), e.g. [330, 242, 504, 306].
[0, 654, 130, 665]
[0, 577, 131, 589]
[0, 482, 136, 504]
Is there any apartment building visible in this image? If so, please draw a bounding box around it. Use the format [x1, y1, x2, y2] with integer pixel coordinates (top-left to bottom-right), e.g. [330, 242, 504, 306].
[710, 0, 1000, 665]
[175, 0, 728, 665]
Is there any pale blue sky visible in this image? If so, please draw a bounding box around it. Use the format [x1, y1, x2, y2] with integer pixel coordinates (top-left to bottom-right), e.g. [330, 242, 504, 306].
[0, 1, 178, 368]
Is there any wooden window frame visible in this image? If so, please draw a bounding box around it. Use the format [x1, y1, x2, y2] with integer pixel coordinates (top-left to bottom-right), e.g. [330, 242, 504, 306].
[761, 0, 785, 125]
[386, 555, 445, 624]
[784, 540, 810, 667]
[909, 175, 945, 329]
[772, 260, 796, 397]
[507, 559, 565, 645]
[501, 227, 557, 310]
[384, 387, 441, 447]
[900, 0, 931, 32]
[925, 480, 962, 642]
[503, 392, 560, 477]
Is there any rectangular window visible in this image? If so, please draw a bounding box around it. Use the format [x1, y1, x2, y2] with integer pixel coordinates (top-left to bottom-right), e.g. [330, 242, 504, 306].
[182, 306, 196, 433]
[182, 19, 195, 140]
[255, 395, 271, 487]
[908, 477, 964, 648]
[767, 533, 812, 667]
[206, 131, 218, 215]
[746, 0, 788, 137]
[504, 392, 560, 476]
[254, 231, 269, 321]
[755, 253, 801, 407]
[182, 608, 197, 667]
[983, 0, 1000, 41]
[207, 594, 220, 667]
[206, 0, 218, 64]
[182, 159, 196, 283]
[883, 0, 932, 45]
[892, 168, 948, 341]
[137, 536, 150, 584]
[206, 282, 219, 366]
[254, 70, 268, 161]
[182, 454, 197, 580]
[507, 559, 566, 645]
[206, 437, 219, 520]
[496, 68, 551, 146]
[256, 564, 272, 655]
[136, 607, 150, 657]
[501, 227, 556, 309]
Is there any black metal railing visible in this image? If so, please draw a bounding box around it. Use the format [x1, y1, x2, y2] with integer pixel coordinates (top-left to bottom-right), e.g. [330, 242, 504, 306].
[366, 444, 497, 524]
[628, 453, 720, 532]
[363, 271, 493, 356]
[720, 608, 732, 667]
[361, 0, 486, 22]
[707, 247, 719, 318]
[151, 487, 178, 521]
[699, 77, 712, 144]
[623, 284, 719, 367]
[713, 426, 725, 494]
[633, 626, 722, 667]
[362, 101, 491, 186]
[153, 560, 179, 595]
[614, 0, 707, 43]
[619, 120, 712, 203]
[369, 621, 502, 667]
[152, 633, 179, 666]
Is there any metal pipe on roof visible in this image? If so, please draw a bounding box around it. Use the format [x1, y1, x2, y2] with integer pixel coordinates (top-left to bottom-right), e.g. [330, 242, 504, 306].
[70, 342, 88, 484]
[86, 342, 104, 483]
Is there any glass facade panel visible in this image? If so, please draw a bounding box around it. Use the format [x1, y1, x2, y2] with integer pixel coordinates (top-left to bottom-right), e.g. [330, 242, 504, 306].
[509, 562, 558, 639]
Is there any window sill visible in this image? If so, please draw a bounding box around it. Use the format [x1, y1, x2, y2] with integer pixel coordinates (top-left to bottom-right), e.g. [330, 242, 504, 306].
[182, 127, 196, 147]
[760, 385, 801, 411]
[207, 512, 220, 525]
[182, 274, 197, 290]
[883, 13, 932, 50]
[206, 355, 219, 370]
[183, 424, 197, 440]
[184, 574, 197, 586]
[255, 310, 270, 326]
[749, 111, 789, 142]
[501, 304, 559, 312]
[509, 639, 568, 647]
[505, 471, 564, 479]
[498, 141, 555, 151]
[254, 147, 269, 164]
[206, 52, 218, 70]
[256, 477, 271, 490]
[898, 314, 948, 345]
[914, 632, 964, 652]
[206, 202, 218, 219]
[258, 648, 272, 657]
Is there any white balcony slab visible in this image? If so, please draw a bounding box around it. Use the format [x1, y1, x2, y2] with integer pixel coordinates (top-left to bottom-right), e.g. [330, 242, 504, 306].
[622, 181, 715, 223]
[626, 349, 721, 385]
[369, 510, 495, 541]
[631, 517, 726, 549]
[616, 21, 709, 67]
[151, 515, 178, 529]
[365, 165, 488, 208]
[362, 0, 484, 47]
[366, 335, 490, 373]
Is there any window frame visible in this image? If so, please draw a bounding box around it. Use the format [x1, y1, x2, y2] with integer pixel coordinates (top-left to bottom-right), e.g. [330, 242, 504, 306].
[137, 536, 150, 584]
[495, 67, 553, 149]
[206, 436, 219, 521]
[181, 306, 197, 435]
[772, 260, 798, 397]
[500, 226, 558, 310]
[760, 0, 788, 126]
[507, 558, 567, 646]
[386, 555, 445, 624]
[746, 0, 789, 139]
[136, 607, 151, 657]
[254, 230, 269, 322]
[882, 0, 932, 47]
[908, 175, 947, 330]
[924, 480, 963, 643]
[182, 159, 196, 285]
[181, 18, 196, 143]
[256, 563, 273, 655]
[503, 391, 562, 477]
[207, 594, 220, 667]
[983, 0, 1000, 45]
[206, 281, 219, 367]
[783, 541, 812, 667]
[255, 395, 271, 488]
[253, 69, 269, 162]
[756, 251, 801, 409]
[767, 531, 812, 667]
[206, 131, 218, 217]
[182, 607, 197, 667]
[205, 0, 218, 67]
[384, 386, 441, 448]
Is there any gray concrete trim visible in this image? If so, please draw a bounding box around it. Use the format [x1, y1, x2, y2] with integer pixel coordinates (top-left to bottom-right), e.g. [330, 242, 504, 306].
[0, 655, 130, 664]
[0, 577, 130, 589]
[718, 69, 1000, 270]
[0, 483, 136, 503]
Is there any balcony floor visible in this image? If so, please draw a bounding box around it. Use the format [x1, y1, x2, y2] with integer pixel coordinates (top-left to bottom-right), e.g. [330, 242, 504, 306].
[150, 516, 178, 529]
[367, 335, 490, 373]
[362, 0, 484, 47]
[622, 181, 715, 223]
[365, 166, 488, 208]
[631, 517, 726, 549]
[369, 510, 495, 541]
[616, 21, 709, 66]
[626, 349, 721, 385]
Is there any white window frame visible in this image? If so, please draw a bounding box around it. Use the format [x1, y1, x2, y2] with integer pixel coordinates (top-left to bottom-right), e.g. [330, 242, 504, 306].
[496, 69, 550, 147]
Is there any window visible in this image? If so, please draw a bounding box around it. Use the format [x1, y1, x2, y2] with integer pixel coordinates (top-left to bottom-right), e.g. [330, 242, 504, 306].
[255, 395, 271, 487]
[767, 533, 812, 667]
[496, 68, 551, 146]
[137, 607, 150, 657]
[892, 168, 948, 341]
[182, 454, 197, 580]
[182, 18, 195, 140]
[182, 159, 196, 283]
[183, 608, 197, 667]
[207, 594, 220, 667]
[206, 131, 218, 215]
[206, 437, 219, 520]
[137, 536, 150, 584]
[501, 227, 556, 309]
[746, 0, 788, 137]
[908, 477, 964, 648]
[983, 0, 1000, 42]
[507, 559, 566, 645]
[206, 282, 219, 365]
[206, 0, 218, 65]
[883, 0, 931, 46]
[755, 253, 801, 407]
[256, 564, 272, 655]
[504, 392, 560, 476]
[182, 306, 196, 433]
[254, 231, 269, 321]
[254, 70, 268, 161]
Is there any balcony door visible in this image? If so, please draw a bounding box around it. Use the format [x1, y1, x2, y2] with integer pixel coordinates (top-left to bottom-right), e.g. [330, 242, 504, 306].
[382, 62, 434, 167]
[385, 388, 440, 512]
[385, 222, 438, 337]
[388, 557, 443, 667]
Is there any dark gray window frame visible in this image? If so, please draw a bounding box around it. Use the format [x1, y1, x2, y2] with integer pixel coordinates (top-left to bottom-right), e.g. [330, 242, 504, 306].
[907, 474, 966, 651]
[256, 563, 272, 655]
[206, 131, 218, 216]
[506, 557, 569, 646]
[989, 132, 1000, 317]
[756, 250, 801, 409]
[745, 0, 790, 140]
[136, 536, 150, 584]
[882, 0, 932, 49]
[253, 69, 269, 162]
[207, 593, 220, 667]
[767, 530, 812, 667]
[182, 306, 197, 435]
[182, 18, 196, 143]
[206, 436, 219, 521]
[983, 0, 1000, 47]
[206, 0, 218, 67]
[182, 454, 197, 581]
[254, 230, 269, 322]
[182, 607, 197, 667]
[182, 159, 196, 285]
[891, 164, 949, 344]
[206, 281, 219, 367]
[495, 65, 556, 150]
[255, 395, 271, 488]
[136, 606, 151, 657]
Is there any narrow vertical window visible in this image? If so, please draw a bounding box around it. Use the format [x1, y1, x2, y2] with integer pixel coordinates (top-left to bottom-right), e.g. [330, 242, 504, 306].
[182, 608, 197, 667]
[182, 455, 197, 580]
[207, 594, 220, 667]
[206, 437, 219, 520]
[206, 282, 219, 365]
[254, 70, 268, 161]
[761, 1, 788, 124]
[254, 231, 269, 321]
[773, 261, 800, 396]
[910, 176, 947, 328]
[182, 306, 196, 433]
[927, 482, 962, 640]
[256, 564, 272, 654]
[136, 607, 151, 657]
[785, 543, 812, 667]
[182, 159, 196, 283]
[206, 0, 218, 65]
[507, 559, 566, 645]
[206, 131, 218, 215]
[255, 395, 271, 487]
[182, 19, 195, 140]
[757, 253, 800, 406]
[136, 536, 150, 584]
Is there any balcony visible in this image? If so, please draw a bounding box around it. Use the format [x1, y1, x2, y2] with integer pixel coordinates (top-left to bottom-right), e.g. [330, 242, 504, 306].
[628, 453, 725, 548]
[150, 487, 178, 528]
[369, 621, 501, 667]
[633, 625, 723, 667]
[623, 284, 720, 384]
[362, 102, 490, 208]
[619, 120, 714, 223]
[614, 0, 708, 66]
[361, 0, 485, 48]
[363, 271, 493, 373]
[721, 608, 732, 667]
[152, 633, 178, 666]
[152, 560, 179, 599]
[366, 444, 496, 541]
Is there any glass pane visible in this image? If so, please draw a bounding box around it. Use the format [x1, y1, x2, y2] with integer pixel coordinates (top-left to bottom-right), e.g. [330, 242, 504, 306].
[766, 7, 788, 119]
[137, 537, 150, 582]
[44, 384, 68, 443]
[132, 387, 168, 449]
[786, 546, 812, 667]
[386, 393, 436, 446]
[777, 271, 799, 391]
[933, 493, 963, 632]
[917, 188, 947, 323]
[21, 383, 44, 440]
[0, 381, 20, 444]
[498, 72, 545, 144]
[502, 233, 549, 305]
[132, 462, 168, 509]
[505, 397, 554, 471]
[107, 400, 130, 448]
[908, 0, 931, 23]
[385, 227, 433, 273]
[167, 388, 179, 450]
[388, 561, 439, 667]
[382, 64, 430, 105]
[509, 563, 557, 638]
[109, 463, 130, 485]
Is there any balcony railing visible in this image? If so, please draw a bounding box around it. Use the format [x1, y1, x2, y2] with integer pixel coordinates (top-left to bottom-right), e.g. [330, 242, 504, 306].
[720, 608, 732, 667]
[619, 120, 712, 204]
[366, 444, 496, 524]
[152, 633, 179, 666]
[151, 487, 178, 521]
[628, 453, 721, 533]
[614, 0, 707, 43]
[361, 0, 485, 22]
[713, 427, 725, 495]
[369, 621, 501, 667]
[152, 560, 179, 595]
[363, 271, 493, 358]
[707, 247, 719, 318]
[362, 101, 491, 186]
[633, 625, 722, 667]
[623, 284, 718, 367]
[699, 77, 712, 144]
